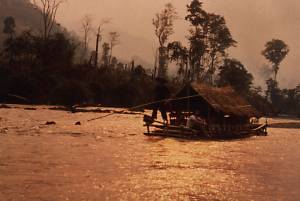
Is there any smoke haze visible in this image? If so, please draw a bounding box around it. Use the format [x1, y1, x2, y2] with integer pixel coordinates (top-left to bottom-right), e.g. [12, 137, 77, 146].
[56, 0, 300, 88]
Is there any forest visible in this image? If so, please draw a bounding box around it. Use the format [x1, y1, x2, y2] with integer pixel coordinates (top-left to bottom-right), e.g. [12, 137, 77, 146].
[0, 0, 299, 116]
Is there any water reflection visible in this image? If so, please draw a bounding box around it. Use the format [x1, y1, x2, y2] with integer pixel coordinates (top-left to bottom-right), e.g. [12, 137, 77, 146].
[1, 107, 300, 200]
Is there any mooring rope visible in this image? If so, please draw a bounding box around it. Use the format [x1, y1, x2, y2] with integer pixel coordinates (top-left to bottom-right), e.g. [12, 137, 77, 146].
[5, 93, 201, 123]
[86, 94, 201, 122]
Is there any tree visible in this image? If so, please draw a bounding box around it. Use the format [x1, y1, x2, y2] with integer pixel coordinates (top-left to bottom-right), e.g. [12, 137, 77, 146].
[188, 31, 207, 80]
[296, 85, 300, 116]
[153, 3, 177, 47]
[108, 31, 120, 65]
[281, 87, 300, 114]
[185, 1, 236, 83]
[41, 32, 76, 66]
[110, 56, 118, 68]
[3, 16, 16, 39]
[81, 15, 93, 58]
[2, 30, 36, 66]
[262, 39, 289, 81]
[2, 31, 76, 67]
[218, 58, 253, 95]
[185, 0, 207, 81]
[132, 65, 146, 77]
[94, 18, 110, 67]
[265, 78, 281, 113]
[247, 86, 273, 116]
[168, 41, 189, 81]
[152, 3, 177, 78]
[205, 13, 236, 84]
[185, 0, 207, 29]
[31, 0, 65, 40]
[101, 42, 110, 67]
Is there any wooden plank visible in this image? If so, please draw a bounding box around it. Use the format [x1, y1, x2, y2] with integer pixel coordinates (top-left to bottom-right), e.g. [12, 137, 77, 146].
[252, 124, 267, 131]
[145, 131, 201, 139]
[144, 124, 195, 132]
[144, 122, 268, 139]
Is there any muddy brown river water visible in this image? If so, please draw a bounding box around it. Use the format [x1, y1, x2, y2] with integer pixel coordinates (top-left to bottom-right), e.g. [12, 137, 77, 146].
[0, 106, 300, 201]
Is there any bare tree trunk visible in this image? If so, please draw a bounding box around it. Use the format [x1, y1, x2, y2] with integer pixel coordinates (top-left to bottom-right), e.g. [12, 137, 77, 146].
[274, 65, 278, 81]
[95, 28, 101, 67]
[80, 15, 92, 62]
[32, 0, 64, 41]
[108, 31, 120, 66]
[209, 54, 215, 85]
[184, 61, 189, 82]
[158, 46, 168, 78]
[109, 44, 113, 66]
[153, 48, 158, 80]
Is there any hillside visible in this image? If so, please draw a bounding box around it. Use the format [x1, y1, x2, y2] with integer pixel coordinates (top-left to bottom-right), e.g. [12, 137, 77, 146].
[0, 0, 88, 64]
[0, 0, 43, 42]
[0, 0, 154, 69]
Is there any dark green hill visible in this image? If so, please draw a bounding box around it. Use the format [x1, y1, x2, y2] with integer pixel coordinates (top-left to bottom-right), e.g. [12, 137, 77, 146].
[0, 0, 42, 40]
[0, 0, 85, 61]
[0, 0, 68, 46]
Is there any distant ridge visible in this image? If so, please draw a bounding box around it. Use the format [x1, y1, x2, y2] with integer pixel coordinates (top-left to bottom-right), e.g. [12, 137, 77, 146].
[0, 0, 41, 34]
[0, 0, 154, 68]
[0, 0, 65, 45]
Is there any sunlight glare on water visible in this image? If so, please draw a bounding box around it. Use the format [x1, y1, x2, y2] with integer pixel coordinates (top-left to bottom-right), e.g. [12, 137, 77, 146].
[0, 107, 300, 201]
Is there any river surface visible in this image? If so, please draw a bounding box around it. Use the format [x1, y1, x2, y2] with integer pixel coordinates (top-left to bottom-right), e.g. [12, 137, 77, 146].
[0, 105, 300, 201]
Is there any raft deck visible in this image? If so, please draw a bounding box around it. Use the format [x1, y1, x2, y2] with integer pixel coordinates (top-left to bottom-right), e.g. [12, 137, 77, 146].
[143, 115, 268, 139]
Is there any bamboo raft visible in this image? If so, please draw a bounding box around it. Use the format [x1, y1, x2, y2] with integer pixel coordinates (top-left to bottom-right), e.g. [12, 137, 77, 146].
[143, 115, 268, 139]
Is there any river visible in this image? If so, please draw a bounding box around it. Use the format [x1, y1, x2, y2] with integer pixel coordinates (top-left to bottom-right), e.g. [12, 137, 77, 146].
[0, 105, 300, 201]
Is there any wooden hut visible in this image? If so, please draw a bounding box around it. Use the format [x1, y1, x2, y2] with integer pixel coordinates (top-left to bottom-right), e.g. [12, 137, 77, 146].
[170, 82, 261, 125]
[144, 83, 267, 139]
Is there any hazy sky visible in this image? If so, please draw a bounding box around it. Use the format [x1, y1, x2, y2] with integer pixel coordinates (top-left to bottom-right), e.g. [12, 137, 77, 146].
[56, 0, 300, 88]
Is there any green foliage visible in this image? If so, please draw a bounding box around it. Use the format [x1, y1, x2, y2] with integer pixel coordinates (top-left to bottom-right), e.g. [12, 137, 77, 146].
[40, 32, 76, 66]
[262, 39, 289, 80]
[81, 66, 154, 107]
[1, 0, 297, 117]
[185, 0, 207, 80]
[153, 3, 177, 47]
[168, 42, 188, 63]
[2, 31, 35, 65]
[247, 86, 273, 116]
[205, 13, 236, 55]
[264, 79, 300, 116]
[280, 87, 300, 114]
[185, 0, 206, 28]
[168, 41, 188, 80]
[167, 0, 235, 83]
[265, 79, 281, 105]
[153, 3, 178, 79]
[188, 31, 206, 77]
[2, 31, 76, 67]
[50, 78, 91, 106]
[132, 65, 146, 76]
[101, 42, 110, 67]
[3, 16, 16, 37]
[205, 13, 236, 83]
[218, 58, 253, 95]
[0, 30, 156, 107]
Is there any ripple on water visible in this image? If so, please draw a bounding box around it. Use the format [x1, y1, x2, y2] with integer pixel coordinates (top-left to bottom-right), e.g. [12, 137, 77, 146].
[1, 108, 300, 201]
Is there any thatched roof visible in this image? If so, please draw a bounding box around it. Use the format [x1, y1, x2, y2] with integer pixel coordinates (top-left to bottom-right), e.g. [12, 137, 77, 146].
[177, 83, 261, 118]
